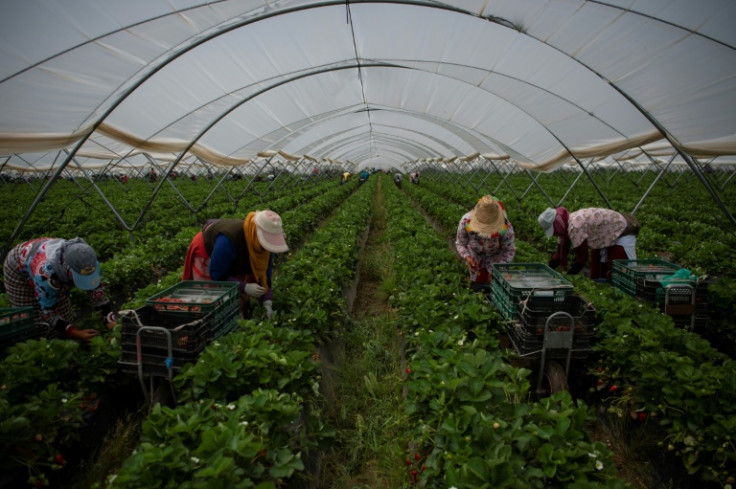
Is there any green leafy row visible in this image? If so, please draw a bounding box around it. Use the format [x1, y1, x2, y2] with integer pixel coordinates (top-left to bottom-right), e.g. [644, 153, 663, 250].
[107, 178, 375, 488]
[404, 178, 736, 485]
[385, 177, 627, 488]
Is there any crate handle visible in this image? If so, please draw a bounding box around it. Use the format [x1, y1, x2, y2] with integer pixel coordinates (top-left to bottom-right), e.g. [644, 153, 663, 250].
[119, 309, 142, 327]
[119, 309, 204, 331]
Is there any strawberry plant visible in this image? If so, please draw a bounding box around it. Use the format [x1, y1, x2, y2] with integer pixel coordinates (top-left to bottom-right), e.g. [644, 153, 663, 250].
[108, 389, 307, 489]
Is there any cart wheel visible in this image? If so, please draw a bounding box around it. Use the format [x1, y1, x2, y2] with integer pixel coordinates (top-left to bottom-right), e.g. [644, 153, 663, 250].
[150, 378, 176, 410]
[544, 361, 569, 395]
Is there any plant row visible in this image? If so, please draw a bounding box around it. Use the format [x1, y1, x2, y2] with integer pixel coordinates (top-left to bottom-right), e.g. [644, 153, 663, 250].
[419, 173, 736, 357]
[0, 178, 360, 488]
[403, 180, 736, 486]
[384, 177, 628, 488]
[105, 179, 375, 488]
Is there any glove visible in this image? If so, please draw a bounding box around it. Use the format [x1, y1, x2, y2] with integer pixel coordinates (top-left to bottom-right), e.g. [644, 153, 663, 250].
[548, 258, 560, 269]
[567, 262, 584, 275]
[244, 283, 266, 298]
[105, 312, 118, 330]
[263, 300, 273, 319]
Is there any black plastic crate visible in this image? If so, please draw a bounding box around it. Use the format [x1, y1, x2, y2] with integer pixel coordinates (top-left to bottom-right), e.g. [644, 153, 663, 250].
[638, 276, 708, 305]
[209, 301, 240, 340]
[120, 306, 212, 355]
[118, 350, 194, 377]
[519, 295, 598, 334]
[506, 323, 592, 359]
[671, 315, 709, 330]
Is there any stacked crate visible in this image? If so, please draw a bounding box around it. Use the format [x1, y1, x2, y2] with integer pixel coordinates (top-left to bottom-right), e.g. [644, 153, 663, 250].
[118, 281, 239, 377]
[611, 259, 709, 329]
[508, 295, 597, 357]
[491, 263, 595, 356]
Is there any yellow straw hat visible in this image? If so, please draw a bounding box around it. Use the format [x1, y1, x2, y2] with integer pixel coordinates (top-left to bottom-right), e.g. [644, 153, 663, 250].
[468, 195, 507, 237]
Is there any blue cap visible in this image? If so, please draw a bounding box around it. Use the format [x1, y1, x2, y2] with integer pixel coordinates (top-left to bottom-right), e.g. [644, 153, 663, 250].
[65, 241, 101, 290]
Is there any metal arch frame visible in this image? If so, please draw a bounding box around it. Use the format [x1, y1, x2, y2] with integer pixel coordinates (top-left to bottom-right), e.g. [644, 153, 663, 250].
[279, 111, 473, 158]
[318, 130, 442, 162]
[4, 1, 734, 252]
[291, 124, 443, 161]
[77, 2, 639, 168]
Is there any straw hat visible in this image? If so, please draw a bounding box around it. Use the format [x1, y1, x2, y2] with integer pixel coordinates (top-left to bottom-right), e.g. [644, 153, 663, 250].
[468, 195, 507, 237]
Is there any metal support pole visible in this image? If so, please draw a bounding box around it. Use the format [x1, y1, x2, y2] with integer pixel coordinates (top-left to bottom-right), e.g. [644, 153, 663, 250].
[632, 153, 677, 215]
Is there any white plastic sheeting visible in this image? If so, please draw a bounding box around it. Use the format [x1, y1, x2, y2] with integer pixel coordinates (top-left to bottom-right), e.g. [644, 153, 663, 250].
[1, 0, 735, 172]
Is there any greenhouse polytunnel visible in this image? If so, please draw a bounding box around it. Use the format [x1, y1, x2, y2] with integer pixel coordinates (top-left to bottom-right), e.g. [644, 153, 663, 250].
[0, 1, 734, 489]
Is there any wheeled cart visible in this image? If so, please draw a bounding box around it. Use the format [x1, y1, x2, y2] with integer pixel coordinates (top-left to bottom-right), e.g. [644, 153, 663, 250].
[612, 259, 710, 330]
[118, 307, 214, 408]
[508, 304, 591, 397]
[117, 281, 239, 409]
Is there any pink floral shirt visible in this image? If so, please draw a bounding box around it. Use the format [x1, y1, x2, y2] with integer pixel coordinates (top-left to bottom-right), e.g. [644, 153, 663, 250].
[456, 211, 516, 280]
[568, 208, 627, 249]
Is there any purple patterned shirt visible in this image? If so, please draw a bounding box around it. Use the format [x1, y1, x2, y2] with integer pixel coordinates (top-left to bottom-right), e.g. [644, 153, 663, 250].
[455, 212, 516, 280]
[568, 208, 627, 249]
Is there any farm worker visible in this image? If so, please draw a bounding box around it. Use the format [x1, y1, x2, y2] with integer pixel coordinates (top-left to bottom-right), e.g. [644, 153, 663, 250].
[393, 172, 402, 188]
[455, 195, 516, 290]
[2, 237, 116, 342]
[359, 170, 369, 184]
[182, 210, 289, 319]
[537, 207, 640, 280]
[410, 172, 420, 184]
[341, 172, 351, 184]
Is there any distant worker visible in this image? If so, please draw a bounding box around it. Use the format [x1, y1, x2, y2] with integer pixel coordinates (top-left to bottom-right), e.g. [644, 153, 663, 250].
[410, 172, 420, 184]
[456, 196, 516, 291]
[393, 172, 402, 189]
[359, 170, 369, 184]
[537, 207, 640, 281]
[182, 210, 289, 319]
[341, 172, 351, 185]
[3, 237, 117, 341]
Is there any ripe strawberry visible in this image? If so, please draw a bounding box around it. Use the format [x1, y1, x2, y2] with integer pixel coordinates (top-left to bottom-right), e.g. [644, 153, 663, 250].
[609, 385, 618, 393]
[637, 412, 647, 422]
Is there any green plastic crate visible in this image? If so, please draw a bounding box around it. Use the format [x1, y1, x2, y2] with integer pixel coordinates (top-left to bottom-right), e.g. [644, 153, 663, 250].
[146, 280, 238, 321]
[612, 259, 697, 305]
[612, 259, 681, 280]
[492, 263, 573, 298]
[490, 263, 574, 320]
[0, 307, 36, 342]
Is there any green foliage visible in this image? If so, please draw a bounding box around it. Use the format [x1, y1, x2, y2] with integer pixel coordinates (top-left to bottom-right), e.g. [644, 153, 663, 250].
[0, 336, 129, 486]
[108, 390, 305, 489]
[173, 320, 319, 404]
[386, 176, 629, 488]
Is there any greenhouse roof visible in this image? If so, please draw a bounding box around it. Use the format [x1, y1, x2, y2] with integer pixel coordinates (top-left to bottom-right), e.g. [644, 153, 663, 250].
[1, 0, 735, 172]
